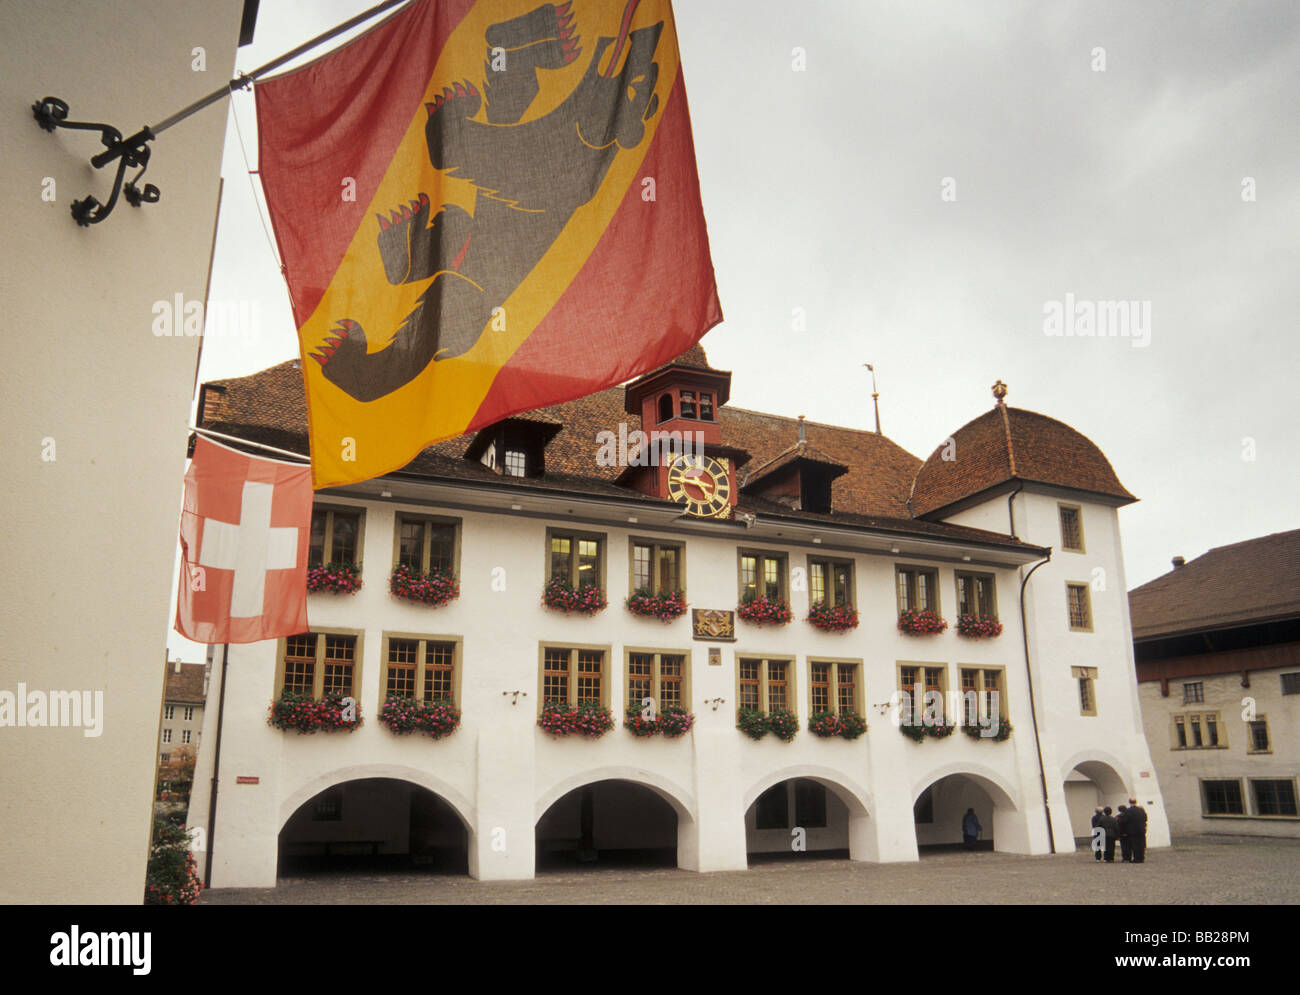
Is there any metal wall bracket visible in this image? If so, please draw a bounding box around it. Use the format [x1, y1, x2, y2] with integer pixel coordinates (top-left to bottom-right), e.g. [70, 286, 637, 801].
[32, 96, 158, 226]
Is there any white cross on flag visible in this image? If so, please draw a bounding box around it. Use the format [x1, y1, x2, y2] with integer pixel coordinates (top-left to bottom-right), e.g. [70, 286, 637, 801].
[175, 436, 312, 644]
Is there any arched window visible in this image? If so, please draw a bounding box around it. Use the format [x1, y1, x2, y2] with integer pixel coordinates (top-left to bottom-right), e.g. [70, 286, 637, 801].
[657, 393, 674, 422]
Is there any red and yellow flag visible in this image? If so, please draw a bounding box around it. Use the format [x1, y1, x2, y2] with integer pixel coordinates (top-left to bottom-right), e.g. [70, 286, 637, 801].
[256, 0, 721, 489]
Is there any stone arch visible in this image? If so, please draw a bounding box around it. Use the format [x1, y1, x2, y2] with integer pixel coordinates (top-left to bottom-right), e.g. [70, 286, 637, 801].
[742, 764, 873, 817]
[278, 763, 474, 834]
[534, 765, 696, 823]
[534, 766, 698, 871]
[910, 760, 1020, 810]
[1059, 748, 1134, 849]
[1058, 748, 1133, 799]
[910, 762, 1032, 854]
[741, 764, 878, 863]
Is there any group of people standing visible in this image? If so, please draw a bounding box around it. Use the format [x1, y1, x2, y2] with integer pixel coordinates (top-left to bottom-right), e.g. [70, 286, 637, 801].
[1090, 798, 1148, 863]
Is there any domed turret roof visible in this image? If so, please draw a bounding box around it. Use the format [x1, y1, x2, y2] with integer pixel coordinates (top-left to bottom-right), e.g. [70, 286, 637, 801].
[911, 392, 1136, 518]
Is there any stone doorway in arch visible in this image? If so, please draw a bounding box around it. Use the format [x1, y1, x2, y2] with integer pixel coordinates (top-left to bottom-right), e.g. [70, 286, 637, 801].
[278, 777, 469, 877]
[534, 778, 686, 872]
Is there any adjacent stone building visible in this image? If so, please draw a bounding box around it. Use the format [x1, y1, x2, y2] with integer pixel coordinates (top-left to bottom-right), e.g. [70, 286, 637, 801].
[1131, 530, 1300, 837]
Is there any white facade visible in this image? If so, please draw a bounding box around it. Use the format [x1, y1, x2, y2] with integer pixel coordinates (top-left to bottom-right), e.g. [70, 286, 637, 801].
[190, 470, 1168, 886]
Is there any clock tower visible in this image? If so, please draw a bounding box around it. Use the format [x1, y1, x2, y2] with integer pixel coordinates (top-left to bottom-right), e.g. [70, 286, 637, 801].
[620, 345, 746, 518]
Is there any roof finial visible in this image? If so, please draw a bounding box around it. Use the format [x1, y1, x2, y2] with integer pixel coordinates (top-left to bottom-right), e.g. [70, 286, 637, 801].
[865, 364, 881, 434]
[992, 379, 1008, 405]
[797, 414, 806, 446]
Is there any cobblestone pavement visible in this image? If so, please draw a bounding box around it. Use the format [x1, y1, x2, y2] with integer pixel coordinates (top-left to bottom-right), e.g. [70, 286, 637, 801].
[200, 835, 1300, 905]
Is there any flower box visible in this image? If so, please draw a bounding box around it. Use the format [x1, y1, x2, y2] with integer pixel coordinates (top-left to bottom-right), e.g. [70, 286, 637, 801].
[378, 696, 461, 739]
[268, 692, 361, 734]
[626, 587, 687, 621]
[897, 608, 948, 636]
[624, 707, 660, 737]
[898, 720, 927, 742]
[390, 563, 459, 607]
[542, 578, 608, 615]
[658, 705, 695, 738]
[538, 700, 614, 738]
[768, 707, 799, 742]
[839, 712, 868, 740]
[960, 717, 1013, 741]
[956, 614, 1003, 639]
[736, 707, 770, 740]
[809, 710, 843, 737]
[736, 595, 794, 626]
[806, 601, 859, 632]
[306, 561, 362, 595]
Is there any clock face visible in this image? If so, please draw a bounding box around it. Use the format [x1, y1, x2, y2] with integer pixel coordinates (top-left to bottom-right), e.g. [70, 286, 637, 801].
[667, 454, 732, 518]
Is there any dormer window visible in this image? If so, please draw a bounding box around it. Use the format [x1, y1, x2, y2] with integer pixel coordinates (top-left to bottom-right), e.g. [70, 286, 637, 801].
[503, 449, 527, 477]
[699, 392, 714, 421]
[680, 390, 697, 419]
[657, 394, 674, 423]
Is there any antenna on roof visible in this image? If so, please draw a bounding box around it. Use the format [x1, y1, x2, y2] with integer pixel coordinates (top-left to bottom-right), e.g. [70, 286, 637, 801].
[865, 364, 881, 435]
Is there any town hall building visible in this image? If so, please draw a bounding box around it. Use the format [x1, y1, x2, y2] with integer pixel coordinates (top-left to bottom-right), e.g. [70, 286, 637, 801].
[187, 343, 1169, 885]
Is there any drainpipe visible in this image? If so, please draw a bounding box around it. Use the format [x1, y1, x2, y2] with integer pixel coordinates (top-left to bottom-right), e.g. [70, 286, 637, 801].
[1006, 483, 1023, 540]
[1018, 553, 1055, 853]
[203, 643, 230, 888]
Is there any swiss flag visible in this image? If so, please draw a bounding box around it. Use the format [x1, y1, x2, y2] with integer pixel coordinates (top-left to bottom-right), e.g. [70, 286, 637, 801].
[175, 437, 312, 644]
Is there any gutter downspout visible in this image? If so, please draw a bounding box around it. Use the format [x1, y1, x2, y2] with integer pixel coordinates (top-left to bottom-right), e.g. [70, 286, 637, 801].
[1018, 551, 1055, 853]
[203, 643, 230, 888]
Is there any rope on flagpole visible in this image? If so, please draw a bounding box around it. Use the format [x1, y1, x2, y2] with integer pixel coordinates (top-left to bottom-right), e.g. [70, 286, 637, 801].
[190, 425, 311, 465]
[31, 0, 413, 226]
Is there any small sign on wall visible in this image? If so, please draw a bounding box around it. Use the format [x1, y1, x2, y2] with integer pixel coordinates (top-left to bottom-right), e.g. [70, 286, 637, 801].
[235, 775, 259, 785]
[708, 647, 721, 667]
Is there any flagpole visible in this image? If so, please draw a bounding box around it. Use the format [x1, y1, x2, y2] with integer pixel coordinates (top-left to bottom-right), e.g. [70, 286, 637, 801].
[190, 425, 310, 464]
[203, 643, 230, 889]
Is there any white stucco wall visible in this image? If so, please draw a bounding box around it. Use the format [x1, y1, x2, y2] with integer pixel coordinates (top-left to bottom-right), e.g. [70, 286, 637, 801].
[1138, 668, 1299, 838]
[191, 491, 1087, 887]
[944, 489, 1171, 851]
[0, 0, 244, 903]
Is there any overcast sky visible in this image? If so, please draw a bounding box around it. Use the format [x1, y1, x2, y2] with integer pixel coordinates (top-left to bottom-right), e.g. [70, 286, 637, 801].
[199, 0, 1300, 599]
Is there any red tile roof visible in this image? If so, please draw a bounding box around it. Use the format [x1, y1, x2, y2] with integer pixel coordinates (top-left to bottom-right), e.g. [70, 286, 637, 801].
[1128, 529, 1300, 639]
[164, 662, 207, 705]
[910, 403, 1137, 517]
[198, 359, 1079, 554]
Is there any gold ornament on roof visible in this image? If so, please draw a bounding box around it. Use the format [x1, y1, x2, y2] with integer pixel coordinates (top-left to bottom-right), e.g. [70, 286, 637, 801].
[992, 379, 1008, 404]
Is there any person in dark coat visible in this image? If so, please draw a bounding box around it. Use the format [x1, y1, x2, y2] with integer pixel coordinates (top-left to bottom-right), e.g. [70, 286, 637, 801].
[1116, 805, 1132, 862]
[1090, 806, 1105, 861]
[961, 808, 981, 849]
[1099, 806, 1120, 862]
[1127, 797, 1148, 863]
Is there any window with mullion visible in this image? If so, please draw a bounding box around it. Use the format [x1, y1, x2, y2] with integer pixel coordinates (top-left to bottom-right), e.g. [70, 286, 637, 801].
[809, 659, 860, 716]
[896, 566, 939, 615]
[810, 557, 853, 608]
[1202, 779, 1244, 815]
[631, 539, 683, 595]
[396, 515, 457, 574]
[1251, 779, 1298, 817]
[737, 656, 793, 714]
[279, 631, 360, 699]
[549, 530, 604, 591]
[739, 551, 787, 602]
[540, 645, 609, 708]
[310, 507, 362, 567]
[956, 571, 995, 619]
